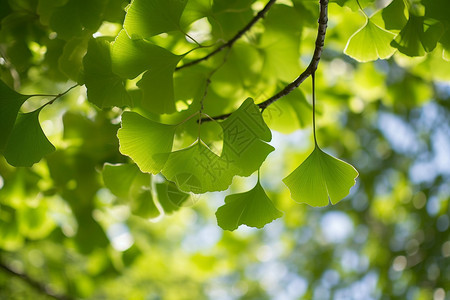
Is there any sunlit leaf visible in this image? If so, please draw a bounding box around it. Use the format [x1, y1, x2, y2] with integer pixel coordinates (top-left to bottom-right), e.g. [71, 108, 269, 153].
[381, 0, 407, 31]
[117, 112, 177, 174]
[83, 37, 132, 108]
[283, 146, 359, 207]
[155, 181, 190, 214]
[215, 181, 282, 231]
[391, 15, 444, 57]
[161, 141, 235, 193]
[220, 98, 274, 176]
[128, 170, 160, 219]
[102, 163, 141, 199]
[0, 80, 29, 150]
[124, 0, 188, 39]
[4, 108, 55, 167]
[344, 18, 396, 62]
[111, 30, 183, 114]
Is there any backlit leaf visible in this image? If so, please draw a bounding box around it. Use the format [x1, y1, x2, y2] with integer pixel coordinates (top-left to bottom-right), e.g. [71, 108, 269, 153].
[111, 30, 183, 114]
[391, 15, 444, 57]
[102, 163, 141, 199]
[124, 0, 188, 39]
[4, 108, 56, 167]
[117, 112, 177, 174]
[283, 146, 358, 207]
[215, 181, 282, 231]
[220, 98, 274, 176]
[0, 80, 29, 150]
[83, 37, 132, 108]
[161, 141, 235, 193]
[344, 18, 396, 62]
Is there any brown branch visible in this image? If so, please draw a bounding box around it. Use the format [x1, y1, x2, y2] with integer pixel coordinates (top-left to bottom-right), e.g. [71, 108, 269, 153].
[202, 0, 329, 122]
[0, 261, 74, 300]
[175, 0, 277, 71]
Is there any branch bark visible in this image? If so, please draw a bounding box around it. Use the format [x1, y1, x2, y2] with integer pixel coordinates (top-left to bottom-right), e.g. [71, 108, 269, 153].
[175, 0, 277, 71]
[0, 261, 74, 300]
[203, 0, 329, 122]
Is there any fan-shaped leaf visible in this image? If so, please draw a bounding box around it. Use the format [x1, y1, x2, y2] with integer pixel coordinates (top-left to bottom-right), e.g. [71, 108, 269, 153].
[124, 0, 188, 39]
[117, 112, 177, 174]
[391, 15, 444, 57]
[220, 98, 274, 176]
[83, 37, 132, 108]
[283, 146, 358, 207]
[161, 141, 235, 193]
[111, 30, 183, 114]
[4, 108, 56, 167]
[344, 18, 396, 62]
[215, 181, 282, 231]
[0, 80, 29, 150]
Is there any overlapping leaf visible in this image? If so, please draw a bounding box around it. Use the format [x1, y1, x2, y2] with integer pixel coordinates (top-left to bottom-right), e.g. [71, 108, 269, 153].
[4, 108, 56, 167]
[117, 112, 177, 174]
[111, 30, 183, 114]
[215, 181, 282, 231]
[220, 98, 274, 176]
[102, 163, 190, 217]
[283, 146, 359, 207]
[124, 0, 188, 39]
[83, 37, 132, 108]
[0, 80, 29, 150]
[391, 15, 444, 57]
[344, 18, 396, 62]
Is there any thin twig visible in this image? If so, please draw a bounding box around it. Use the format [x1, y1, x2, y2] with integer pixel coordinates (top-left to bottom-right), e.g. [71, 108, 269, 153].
[202, 0, 329, 122]
[175, 0, 277, 71]
[0, 261, 74, 300]
[40, 84, 79, 108]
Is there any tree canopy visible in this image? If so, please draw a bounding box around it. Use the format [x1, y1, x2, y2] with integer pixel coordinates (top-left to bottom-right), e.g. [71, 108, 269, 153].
[0, 0, 449, 299]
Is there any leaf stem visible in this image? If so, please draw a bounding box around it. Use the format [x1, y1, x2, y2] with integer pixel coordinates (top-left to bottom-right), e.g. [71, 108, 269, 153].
[201, 0, 329, 122]
[355, 0, 368, 17]
[312, 72, 318, 146]
[175, 0, 277, 71]
[31, 84, 79, 109]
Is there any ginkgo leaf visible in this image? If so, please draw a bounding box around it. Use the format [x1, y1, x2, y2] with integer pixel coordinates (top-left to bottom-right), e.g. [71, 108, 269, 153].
[161, 141, 236, 193]
[102, 163, 141, 199]
[220, 98, 274, 176]
[283, 146, 358, 207]
[4, 108, 56, 167]
[111, 30, 183, 114]
[0, 80, 30, 150]
[83, 37, 132, 108]
[391, 15, 444, 57]
[344, 18, 396, 62]
[124, 0, 188, 39]
[215, 181, 283, 231]
[117, 112, 177, 174]
[155, 181, 190, 214]
[128, 170, 160, 219]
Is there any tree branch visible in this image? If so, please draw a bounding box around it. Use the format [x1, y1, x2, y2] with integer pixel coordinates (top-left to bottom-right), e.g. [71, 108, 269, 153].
[203, 0, 329, 122]
[0, 261, 74, 300]
[175, 0, 277, 71]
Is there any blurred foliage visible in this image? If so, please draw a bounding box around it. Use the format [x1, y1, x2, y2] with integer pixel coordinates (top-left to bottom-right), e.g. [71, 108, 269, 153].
[0, 0, 449, 299]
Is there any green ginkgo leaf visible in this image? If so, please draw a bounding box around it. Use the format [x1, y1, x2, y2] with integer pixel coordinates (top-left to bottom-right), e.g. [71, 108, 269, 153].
[283, 146, 358, 207]
[344, 18, 396, 62]
[128, 170, 160, 219]
[117, 112, 177, 174]
[391, 15, 444, 57]
[220, 98, 274, 176]
[111, 30, 183, 114]
[102, 163, 141, 199]
[4, 108, 56, 167]
[83, 37, 132, 108]
[0, 80, 30, 150]
[215, 181, 283, 231]
[124, 0, 188, 39]
[161, 141, 236, 193]
[155, 181, 190, 214]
